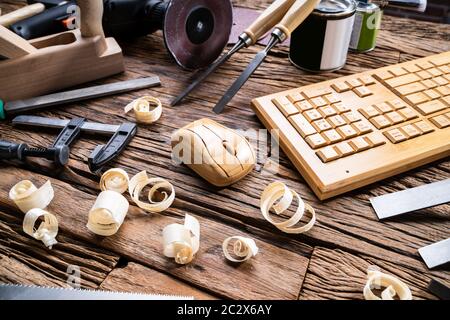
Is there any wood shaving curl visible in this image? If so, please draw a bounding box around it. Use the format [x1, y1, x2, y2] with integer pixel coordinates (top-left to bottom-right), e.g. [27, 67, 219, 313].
[129, 171, 175, 213]
[100, 168, 129, 194]
[9, 180, 54, 213]
[163, 214, 200, 265]
[125, 96, 162, 124]
[23, 208, 58, 249]
[260, 182, 316, 234]
[87, 190, 129, 236]
[364, 270, 412, 300]
[223, 236, 258, 263]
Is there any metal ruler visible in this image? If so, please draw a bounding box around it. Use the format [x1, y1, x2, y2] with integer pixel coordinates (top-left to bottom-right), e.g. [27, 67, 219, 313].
[370, 179, 450, 220]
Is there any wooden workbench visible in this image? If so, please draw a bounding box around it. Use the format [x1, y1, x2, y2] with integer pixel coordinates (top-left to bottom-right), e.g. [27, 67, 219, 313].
[0, 0, 449, 300]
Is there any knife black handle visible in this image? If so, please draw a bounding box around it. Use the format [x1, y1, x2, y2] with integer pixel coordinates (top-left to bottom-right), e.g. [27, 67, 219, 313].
[11, 2, 75, 40]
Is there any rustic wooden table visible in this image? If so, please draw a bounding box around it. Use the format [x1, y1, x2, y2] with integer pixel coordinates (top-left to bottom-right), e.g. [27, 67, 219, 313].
[0, 0, 449, 300]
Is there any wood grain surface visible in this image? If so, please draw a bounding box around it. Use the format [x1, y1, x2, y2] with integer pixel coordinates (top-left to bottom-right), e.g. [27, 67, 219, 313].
[0, 0, 448, 300]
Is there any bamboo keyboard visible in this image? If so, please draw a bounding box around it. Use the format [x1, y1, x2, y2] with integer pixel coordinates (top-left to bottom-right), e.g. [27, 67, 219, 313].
[252, 51, 450, 200]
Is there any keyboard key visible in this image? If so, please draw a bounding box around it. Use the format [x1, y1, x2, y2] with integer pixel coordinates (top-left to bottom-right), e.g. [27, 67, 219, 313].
[385, 111, 405, 124]
[423, 89, 440, 100]
[359, 105, 380, 119]
[421, 79, 438, 89]
[404, 64, 421, 73]
[289, 114, 317, 138]
[375, 70, 394, 80]
[416, 61, 433, 69]
[331, 82, 351, 93]
[303, 86, 332, 99]
[384, 129, 408, 144]
[370, 115, 392, 129]
[443, 96, 450, 106]
[446, 112, 450, 119]
[438, 65, 450, 73]
[273, 96, 298, 116]
[333, 102, 351, 114]
[374, 102, 393, 114]
[359, 75, 376, 86]
[287, 92, 305, 103]
[324, 93, 341, 104]
[428, 68, 443, 77]
[354, 86, 373, 97]
[328, 115, 347, 128]
[296, 100, 314, 111]
[349, 137, 371, 151]
[343, 111, 362, 123]
[416, 70, 432, 80]
[305, 133, 328, 149]
[385, 73, 421, 88]
[414, 120, 435, 134]
[390, 67, 408, 76]
[429, 115, 450, 128]
[398, 107, 419, 121]
[365, 132, 386, 147]
[429, 55, 450, 66]
[312, 119, 332, 132]
[415, 100, 447, 115]
[401, 124, 422, 138]
[405, 92, 429, 105]
[433, 76, 448, 86]
[346, 78, 363, 88]
[322, 129, 343, 144]
[304, 109, 322, 122]
[353, 121, 373, 134]
[318, 106, 337, 118]
[396, 82, 427, 96]
[387, 98, 409, 110]
[311, 97, 328, 107]
[334, 142, 355, 157]
[435, 86, 450, 96]
[316, 146, 340, 163]
[337, 125, 358, 139]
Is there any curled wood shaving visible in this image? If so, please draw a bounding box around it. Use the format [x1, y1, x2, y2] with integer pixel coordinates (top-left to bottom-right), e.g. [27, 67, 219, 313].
[163, 214, 200, 265]
[364, 270, 412, 300]
[129, 171, 175, 213]
[9, 180, 54, 213]
[125, 96, 162, 124]
[260, 182, 316, 234]
[100, 168, 129, 194]
[23, 208, 58, 249]
[222, 236, 258, 263]
[87, 190, 129, 236]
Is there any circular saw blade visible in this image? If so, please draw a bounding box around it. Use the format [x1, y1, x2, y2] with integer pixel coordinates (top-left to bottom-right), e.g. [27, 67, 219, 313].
[164, 0, 233, 70]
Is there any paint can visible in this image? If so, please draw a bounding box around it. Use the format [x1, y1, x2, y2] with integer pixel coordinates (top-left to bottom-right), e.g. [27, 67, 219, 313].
[349, 1, 383, 53]
[289, 0, 357, 73]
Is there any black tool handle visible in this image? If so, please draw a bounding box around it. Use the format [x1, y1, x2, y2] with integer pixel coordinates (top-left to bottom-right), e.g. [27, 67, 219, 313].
[88, 123, 137, 172]
[0, 140, 27, 161]
[11, 2, 76, 40]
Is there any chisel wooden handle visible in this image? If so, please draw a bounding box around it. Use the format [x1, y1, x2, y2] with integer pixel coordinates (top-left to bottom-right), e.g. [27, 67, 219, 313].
[243, 0, 296, 45]
[78, 0, 105, 39]
[275, 0, 320, 38]
[0, 3, 45, 27]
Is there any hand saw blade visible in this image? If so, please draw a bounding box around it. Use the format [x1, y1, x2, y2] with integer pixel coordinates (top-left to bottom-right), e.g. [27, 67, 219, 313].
[0, 284, 194, 300]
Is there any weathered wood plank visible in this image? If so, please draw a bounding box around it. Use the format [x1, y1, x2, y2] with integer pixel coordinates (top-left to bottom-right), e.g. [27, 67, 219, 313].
[0, 210, 119, 288]
[0, 166, 312, 300]
[100, 262, 217, 300]
[299, 247, 450, 300]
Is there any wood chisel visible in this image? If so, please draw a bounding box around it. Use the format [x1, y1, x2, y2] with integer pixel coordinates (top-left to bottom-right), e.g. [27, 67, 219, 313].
[418, 238, 450, 269]
[370, 179, 450, 220]
[0, 77, 161, 120]
[171, 0, 296, 106]
[213, 0, 320, 114]
[0, 284, 193, 300]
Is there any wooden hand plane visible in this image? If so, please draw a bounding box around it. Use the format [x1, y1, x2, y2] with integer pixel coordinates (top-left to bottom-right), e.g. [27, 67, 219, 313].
[0, 0, 124, 101]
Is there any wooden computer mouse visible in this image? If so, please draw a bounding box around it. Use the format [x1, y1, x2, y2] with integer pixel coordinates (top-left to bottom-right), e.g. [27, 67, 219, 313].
[171, 118, 256, 187]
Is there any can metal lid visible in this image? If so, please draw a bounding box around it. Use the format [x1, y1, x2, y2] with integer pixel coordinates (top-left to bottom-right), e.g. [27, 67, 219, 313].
[356, 1, 380, 13]
[313, 0, 357, 18]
